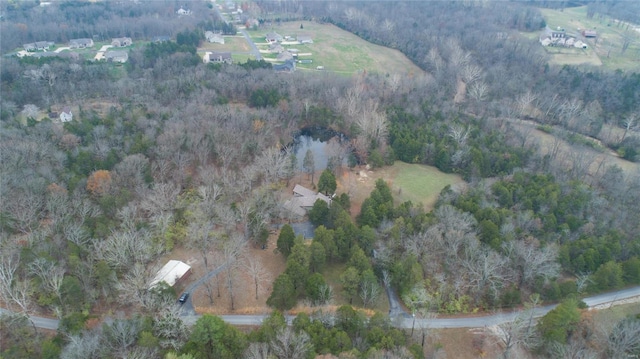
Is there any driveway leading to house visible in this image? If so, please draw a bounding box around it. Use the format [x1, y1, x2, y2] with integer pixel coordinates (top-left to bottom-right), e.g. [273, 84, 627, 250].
[94, 44, 113, 61]
[54, 46, 70, 53]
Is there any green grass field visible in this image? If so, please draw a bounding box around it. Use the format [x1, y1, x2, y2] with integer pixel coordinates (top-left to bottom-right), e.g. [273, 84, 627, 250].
[247, 20, 423, 75]
[539, 6, 640, 71]
[199, 36, 251, 53]
[391, 162, 463, 210]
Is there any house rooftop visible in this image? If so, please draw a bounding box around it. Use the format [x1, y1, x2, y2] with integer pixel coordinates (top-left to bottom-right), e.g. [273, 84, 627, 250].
[149, 260, 191, 288]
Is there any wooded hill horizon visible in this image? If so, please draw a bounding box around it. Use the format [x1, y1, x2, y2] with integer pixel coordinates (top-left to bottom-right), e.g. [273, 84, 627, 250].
[1, 1, 639, 358]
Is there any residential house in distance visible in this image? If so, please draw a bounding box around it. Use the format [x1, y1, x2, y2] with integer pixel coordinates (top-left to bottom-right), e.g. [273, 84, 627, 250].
[203, 51, 232, 64]
[265, 32, 283, 43]
[60, 107, 73, 123]
[283, 184, 330, 216]
[149, 260, 192, 289]
[111, 37, 132, 47]
[176, 7, 191, 15]
[269, 43, 284, 54]
[205, 31, 225, 44]
[297, 34, 313, 44]
[152, 35, 171, 43]
[273, 59, 296, 73]
[582, 29, 597, 38]
[105, 50, 128, 63]
[23, 41, 54, 52]
[539, 26, 587, 48]
[277, 51, 294, 62]
[69, 38, 94, 49]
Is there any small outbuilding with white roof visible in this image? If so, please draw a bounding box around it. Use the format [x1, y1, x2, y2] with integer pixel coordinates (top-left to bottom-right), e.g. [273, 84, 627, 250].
[149, 260, 192, 289]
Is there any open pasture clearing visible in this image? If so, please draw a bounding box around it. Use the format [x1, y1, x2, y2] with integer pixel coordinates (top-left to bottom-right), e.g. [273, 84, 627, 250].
[249, 20, 423, 75]
[539, 6, 640, 71]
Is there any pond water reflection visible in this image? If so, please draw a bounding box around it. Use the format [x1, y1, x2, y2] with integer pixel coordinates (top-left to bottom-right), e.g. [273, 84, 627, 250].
[291, 129, 349, 172]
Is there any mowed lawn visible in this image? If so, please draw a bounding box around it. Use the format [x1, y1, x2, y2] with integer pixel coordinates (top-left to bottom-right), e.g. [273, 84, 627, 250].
[391, 162, 463, 210]
[539, 6, 640, 71]
[199, 36, 252, 53]
[248, 20, 423, 75]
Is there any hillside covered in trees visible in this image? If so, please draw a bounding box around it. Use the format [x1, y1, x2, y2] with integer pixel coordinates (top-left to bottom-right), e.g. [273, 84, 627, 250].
[1, 1, 639, 358]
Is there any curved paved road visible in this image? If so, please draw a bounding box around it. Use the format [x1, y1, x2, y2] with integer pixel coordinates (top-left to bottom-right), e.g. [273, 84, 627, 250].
[7, 286, 640, 330]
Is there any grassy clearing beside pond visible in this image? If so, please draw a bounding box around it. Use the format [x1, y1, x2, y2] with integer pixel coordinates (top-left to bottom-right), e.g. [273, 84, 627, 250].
[391, 162, 464, 210]
[539, 6, 640, 71]
[248, 20, 423, 75]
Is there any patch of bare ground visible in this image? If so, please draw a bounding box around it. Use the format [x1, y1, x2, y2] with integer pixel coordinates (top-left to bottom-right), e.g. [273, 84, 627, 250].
[193, 233, 286, 315]
[425, 327, 505, 359]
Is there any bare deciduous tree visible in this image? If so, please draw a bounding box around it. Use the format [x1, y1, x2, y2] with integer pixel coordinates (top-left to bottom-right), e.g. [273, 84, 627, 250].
[359, 277, 381, 308]
[468, 81, 489, 102]
[139, 182, 181, 218]
[103, 318, 140, 358]
[60, 332, 102, 359]
[21, 104, 39, 119]
[494, 301, 540, 359]
[96, 228, 153, 271]
[29, 257, 65, 302]
[270, 327, 312, 359]
[463, 247, 510, 300]
[620, 113, 637, 143]
[244, 342, 271, 359]
[607, 317, 640, 359]
[460, 63, 483, 85]
[187, 213, 216, 270]
[153, 305, 188, 350]
[243, 256, 271, 300]
[502, 240, 559, 288]
[516, 91, 538, 118]
[223, 234, 246, 310]
[0, 249, 31, 313]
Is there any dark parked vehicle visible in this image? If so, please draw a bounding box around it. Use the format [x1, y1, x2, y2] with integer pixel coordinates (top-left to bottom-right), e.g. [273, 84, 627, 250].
[178, 292, 189, 304]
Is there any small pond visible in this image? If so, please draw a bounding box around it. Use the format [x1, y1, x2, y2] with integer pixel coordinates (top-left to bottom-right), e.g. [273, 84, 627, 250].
[291, 127, 350, 172]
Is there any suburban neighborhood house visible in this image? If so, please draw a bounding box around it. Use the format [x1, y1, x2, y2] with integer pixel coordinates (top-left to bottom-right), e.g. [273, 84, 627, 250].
[23, 41, 54, 52]
[176, 7, 191, 16]
[60, 107, 73, 123]
[203, 51, 232, 64]
[265, 32, 283, 43]
[273, 59, 296, 73]
[69, 38, 94, 49]
[205, 31, 225, 44]
[105, 50, 129, 63]
[539, 26, 588, 48]
[152, 35, 171, 43]
[149, 260, 192, 289]
[283, 184, 331, 217]
[111, 37, 132, 47]
[269, 43, 284, 53]
[277, 51, 294, 62]
[297, 34, 313, 44]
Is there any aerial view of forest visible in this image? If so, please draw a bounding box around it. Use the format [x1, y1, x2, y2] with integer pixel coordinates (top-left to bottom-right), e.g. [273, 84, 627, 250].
[1, 0, 639, 358]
